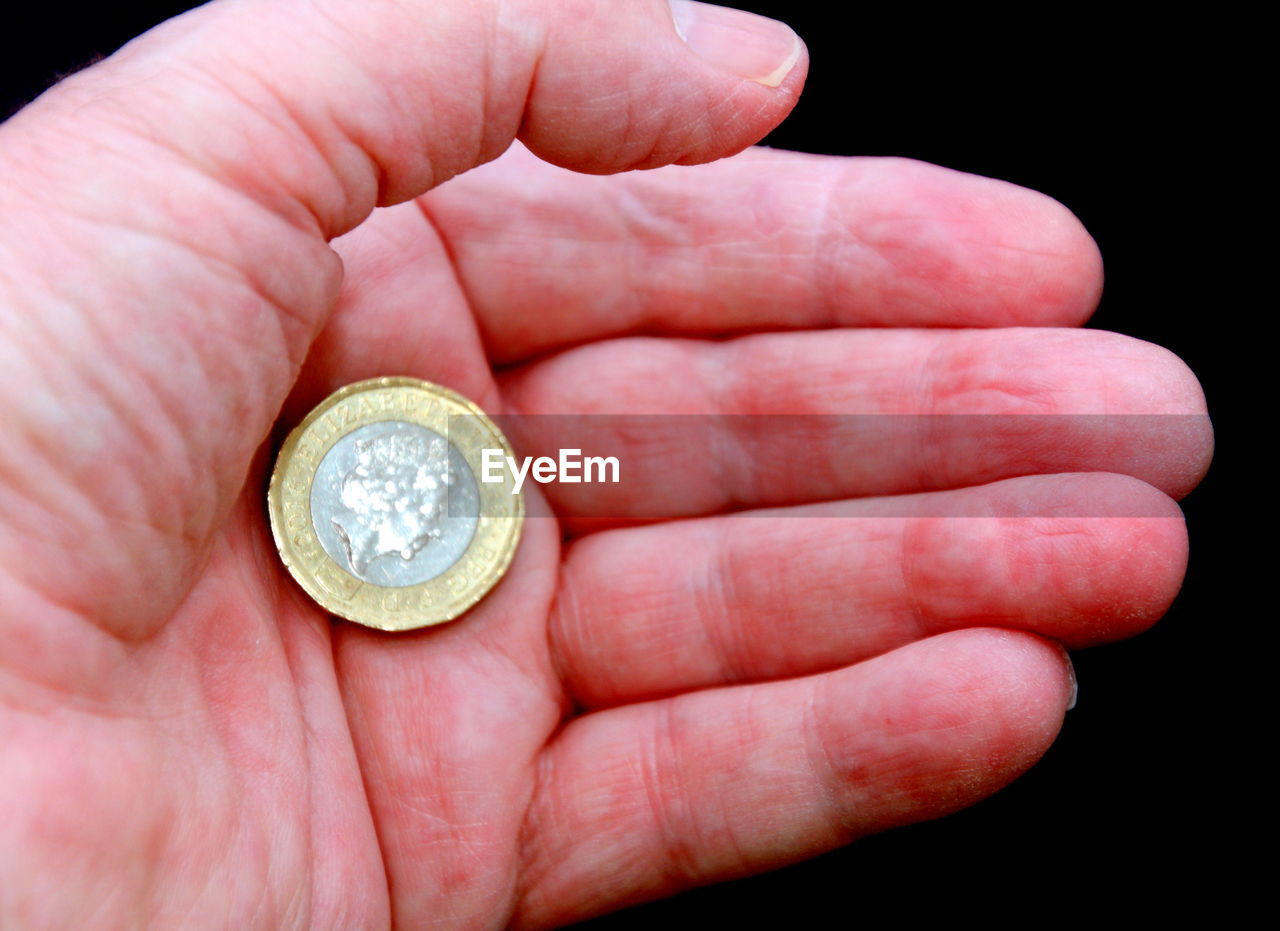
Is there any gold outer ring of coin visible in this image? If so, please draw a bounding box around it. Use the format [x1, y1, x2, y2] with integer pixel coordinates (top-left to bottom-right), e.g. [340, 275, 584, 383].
[267, 376, 524, 631]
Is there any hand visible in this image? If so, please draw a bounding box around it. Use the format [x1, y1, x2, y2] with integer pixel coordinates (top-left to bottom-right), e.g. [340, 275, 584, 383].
[0, 1, 1211, 927]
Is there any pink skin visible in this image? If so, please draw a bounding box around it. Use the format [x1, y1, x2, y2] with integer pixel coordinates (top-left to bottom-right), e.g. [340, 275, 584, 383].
[0, 1, 1210, 928]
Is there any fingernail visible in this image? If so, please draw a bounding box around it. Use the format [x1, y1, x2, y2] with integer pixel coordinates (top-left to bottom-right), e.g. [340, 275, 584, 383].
[668, 0, 802, 88]
[1064, 651, 1078, 711]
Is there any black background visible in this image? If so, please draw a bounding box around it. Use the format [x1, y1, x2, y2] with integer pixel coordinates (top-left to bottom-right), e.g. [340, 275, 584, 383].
[0, 2, 1241, 926]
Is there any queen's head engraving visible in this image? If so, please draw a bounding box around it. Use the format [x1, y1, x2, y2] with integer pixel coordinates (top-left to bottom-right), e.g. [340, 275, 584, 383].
[331, 429, 454, 577]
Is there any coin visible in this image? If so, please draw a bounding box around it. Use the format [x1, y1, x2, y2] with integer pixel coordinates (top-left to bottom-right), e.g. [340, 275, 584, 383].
[267, 377, 524, 631]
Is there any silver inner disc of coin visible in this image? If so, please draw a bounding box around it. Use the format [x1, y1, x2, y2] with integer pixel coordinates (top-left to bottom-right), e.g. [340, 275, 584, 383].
[310, 420, 479, 587]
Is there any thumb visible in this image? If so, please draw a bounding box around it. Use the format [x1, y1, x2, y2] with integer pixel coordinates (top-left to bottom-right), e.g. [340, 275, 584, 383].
[0, 0, 806, 639]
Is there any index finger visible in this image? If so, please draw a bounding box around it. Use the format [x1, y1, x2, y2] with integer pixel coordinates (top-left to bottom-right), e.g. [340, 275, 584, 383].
[420, 144, 1103, 363]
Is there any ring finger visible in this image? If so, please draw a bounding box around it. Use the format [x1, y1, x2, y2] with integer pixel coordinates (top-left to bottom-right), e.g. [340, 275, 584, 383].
[549, 472, 1186, 708]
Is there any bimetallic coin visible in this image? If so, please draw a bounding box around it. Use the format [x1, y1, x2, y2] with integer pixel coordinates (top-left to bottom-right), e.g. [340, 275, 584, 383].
[268, 377, 523, 631]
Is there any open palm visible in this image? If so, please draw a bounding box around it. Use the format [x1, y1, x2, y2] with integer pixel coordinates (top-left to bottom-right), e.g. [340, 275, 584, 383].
[0, 1, 1210, 928]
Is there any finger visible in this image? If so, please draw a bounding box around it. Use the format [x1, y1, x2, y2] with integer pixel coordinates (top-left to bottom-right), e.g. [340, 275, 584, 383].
[497, 327, 1213, 522]
[515, 628, 1073, 929]
[422, 144, 1103, 362]
[0, 0, 805, 637]
[551, 472, 1185, 708]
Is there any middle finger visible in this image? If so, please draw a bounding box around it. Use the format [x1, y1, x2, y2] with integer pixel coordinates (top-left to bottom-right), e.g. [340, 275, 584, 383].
[497, 326, 1211, 524]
